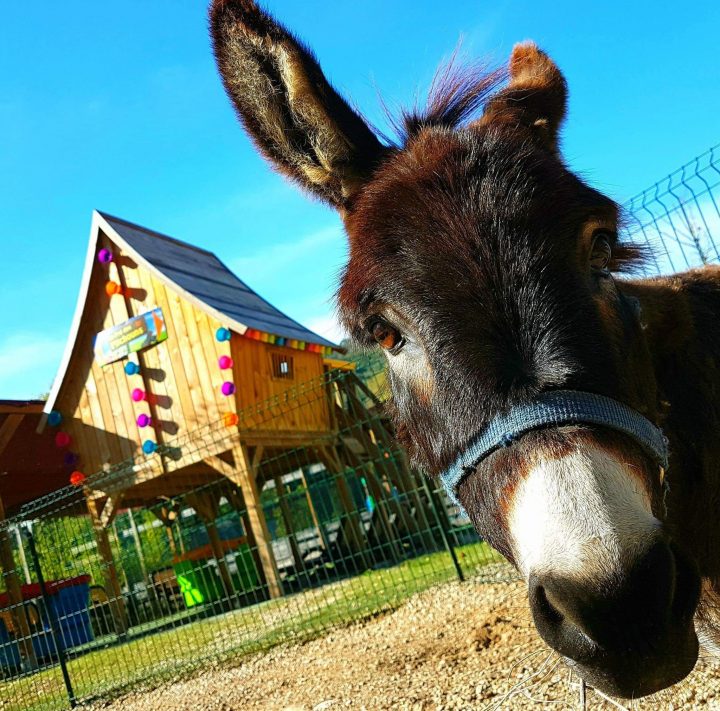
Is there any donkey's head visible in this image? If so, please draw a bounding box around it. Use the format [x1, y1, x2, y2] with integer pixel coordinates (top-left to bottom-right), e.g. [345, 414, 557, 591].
[211, 1, 701, 697]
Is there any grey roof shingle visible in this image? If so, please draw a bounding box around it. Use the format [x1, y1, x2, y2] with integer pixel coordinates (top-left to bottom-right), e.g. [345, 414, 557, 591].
[100, 212, 336, 348]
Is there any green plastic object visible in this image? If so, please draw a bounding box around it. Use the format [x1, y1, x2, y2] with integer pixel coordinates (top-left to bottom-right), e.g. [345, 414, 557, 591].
[173, 545, 259, 609]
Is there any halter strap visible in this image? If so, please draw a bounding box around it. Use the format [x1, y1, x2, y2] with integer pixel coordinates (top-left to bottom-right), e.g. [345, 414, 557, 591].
[439, 390, 669, 506]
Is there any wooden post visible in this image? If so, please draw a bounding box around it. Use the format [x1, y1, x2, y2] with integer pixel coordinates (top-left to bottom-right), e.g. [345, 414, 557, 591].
[86, 496, 129, 635]
[230, 444, 282, 598]
[317, 446, 370, 563]
[298, 469, 330, 553]
[0, 495, 37, 669]
[185, 492, 235, 602]
[272, 474, 305, 573]
[226, 487, 268, 595]
[126, 508, 163, 616]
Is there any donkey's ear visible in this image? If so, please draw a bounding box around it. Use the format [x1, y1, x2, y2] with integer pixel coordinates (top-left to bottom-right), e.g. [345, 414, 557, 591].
[479, 42, 567, 152]
[210, 0, 385, 208]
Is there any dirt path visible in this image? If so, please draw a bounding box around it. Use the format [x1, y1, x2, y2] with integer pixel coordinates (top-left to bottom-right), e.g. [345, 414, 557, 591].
[94, 579, 719, 710]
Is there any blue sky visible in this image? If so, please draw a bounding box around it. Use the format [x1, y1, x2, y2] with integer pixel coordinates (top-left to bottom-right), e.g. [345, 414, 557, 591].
[1, 0, 719, 399]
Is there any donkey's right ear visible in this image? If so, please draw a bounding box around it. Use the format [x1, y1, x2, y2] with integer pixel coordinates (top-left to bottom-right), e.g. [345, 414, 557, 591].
[210, 0, 385, 208]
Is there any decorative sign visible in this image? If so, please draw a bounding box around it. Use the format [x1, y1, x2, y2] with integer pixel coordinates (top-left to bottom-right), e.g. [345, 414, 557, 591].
[94, 308, 168, 366]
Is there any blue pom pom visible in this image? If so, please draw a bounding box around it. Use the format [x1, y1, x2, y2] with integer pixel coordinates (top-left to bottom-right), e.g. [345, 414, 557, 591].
[124, 362, 140, 376]
[142, 440, 157, 455]
[216, 327, 231, 342]
[276, 337, 286, 347]
[47, 410, 63, 427]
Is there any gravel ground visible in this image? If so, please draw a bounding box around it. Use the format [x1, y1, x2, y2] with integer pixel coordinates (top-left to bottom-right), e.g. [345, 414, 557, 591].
[93, 578, 720, 710]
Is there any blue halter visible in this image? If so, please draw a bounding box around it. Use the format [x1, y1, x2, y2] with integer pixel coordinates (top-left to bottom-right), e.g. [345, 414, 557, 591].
[439, 390, 669, 507]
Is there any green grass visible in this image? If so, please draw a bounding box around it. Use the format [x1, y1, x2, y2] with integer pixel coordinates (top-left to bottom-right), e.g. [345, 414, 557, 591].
[1, 542, 507, 711]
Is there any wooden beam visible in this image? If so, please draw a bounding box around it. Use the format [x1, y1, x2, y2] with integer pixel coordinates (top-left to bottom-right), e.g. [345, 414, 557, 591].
[317, 446, 369, 562]
[272, 473, 304, 573]
[231, 443, 282, 599]
[185, 491, 235, 601]
[98, 494, 124, 528]
[204, 455, 236, 481]
[0, 403, 43, 415]
[86, 497, 129, 635]
[0, 414, 23, 457]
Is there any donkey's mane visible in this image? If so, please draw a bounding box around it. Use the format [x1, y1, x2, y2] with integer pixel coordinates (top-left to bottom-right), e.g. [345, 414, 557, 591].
[390, 60, 507, 143]
[383, 59, 649, 273]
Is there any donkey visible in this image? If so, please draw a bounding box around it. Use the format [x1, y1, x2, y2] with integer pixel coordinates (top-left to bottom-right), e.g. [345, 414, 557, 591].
[210, 0, 720, 698]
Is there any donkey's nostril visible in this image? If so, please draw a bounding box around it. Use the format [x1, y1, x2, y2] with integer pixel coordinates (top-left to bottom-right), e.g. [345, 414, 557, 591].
[527, 542, 701, 698]
[528, 541, 701, 660]
[530, 581, 563, 626]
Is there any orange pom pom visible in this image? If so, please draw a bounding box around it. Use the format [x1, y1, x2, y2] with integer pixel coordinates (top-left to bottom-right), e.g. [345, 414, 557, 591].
[105, 280, 122, 296]
[223, 412, 239, 428]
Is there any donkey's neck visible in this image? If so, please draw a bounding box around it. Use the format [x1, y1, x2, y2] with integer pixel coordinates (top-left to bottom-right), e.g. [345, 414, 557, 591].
[626, 266, 720, 577]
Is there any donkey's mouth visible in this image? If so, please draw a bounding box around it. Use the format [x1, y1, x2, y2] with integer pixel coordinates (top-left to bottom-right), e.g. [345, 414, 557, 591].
[566, 625, 699, 698]
[531, 543, 702, 699]
[573, 623, 701, 698]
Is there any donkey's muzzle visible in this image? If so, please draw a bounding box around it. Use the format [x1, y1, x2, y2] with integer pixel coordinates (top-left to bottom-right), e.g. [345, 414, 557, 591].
[528, 541, 701, 698]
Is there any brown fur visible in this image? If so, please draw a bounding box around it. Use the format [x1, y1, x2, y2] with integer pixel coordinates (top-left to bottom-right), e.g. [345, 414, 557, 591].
[210, 0, 720, 695]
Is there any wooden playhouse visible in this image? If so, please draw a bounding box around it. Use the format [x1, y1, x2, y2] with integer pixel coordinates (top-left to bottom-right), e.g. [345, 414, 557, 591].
[22, 211, 421, 636]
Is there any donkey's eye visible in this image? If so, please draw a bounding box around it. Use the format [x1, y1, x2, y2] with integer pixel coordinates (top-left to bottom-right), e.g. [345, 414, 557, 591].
[368, 319, 404, 352]
[590, 232, 613, 272]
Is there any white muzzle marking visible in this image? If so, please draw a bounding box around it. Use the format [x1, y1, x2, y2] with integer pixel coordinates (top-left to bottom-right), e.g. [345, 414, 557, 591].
[508, 445, 661, 582]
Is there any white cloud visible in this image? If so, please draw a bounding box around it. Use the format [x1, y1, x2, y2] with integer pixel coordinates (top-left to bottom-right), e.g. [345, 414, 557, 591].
[0, 333, 65, 399]
[231, 224, 344, 281]
[305, 313, 347, 344]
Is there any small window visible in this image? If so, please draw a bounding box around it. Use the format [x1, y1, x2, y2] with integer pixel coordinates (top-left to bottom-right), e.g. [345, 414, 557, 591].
[271, 353, 294, 379]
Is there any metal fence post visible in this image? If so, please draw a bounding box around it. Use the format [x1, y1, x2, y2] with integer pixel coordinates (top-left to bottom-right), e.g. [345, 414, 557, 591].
[23, 522, 77, 708]
[418, 474, 465, 583]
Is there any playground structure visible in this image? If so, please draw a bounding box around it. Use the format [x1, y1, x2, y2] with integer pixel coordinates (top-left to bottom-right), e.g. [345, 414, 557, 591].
[0, 213, 469, 708]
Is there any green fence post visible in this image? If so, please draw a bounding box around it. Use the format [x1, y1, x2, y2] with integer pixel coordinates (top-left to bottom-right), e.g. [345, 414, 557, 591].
[418, 475, 465, 583]
[24, 522, 77, 708]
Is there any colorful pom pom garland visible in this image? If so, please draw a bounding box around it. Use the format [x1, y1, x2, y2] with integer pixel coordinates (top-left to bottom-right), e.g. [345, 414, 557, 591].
[240, 327, 333, 355]
[70, 471, 86, 486]
[223, 412, 239, 427]
[105, 280, 122, 296]
[142, 440, 157, 454]
[55, 431, 72, 448]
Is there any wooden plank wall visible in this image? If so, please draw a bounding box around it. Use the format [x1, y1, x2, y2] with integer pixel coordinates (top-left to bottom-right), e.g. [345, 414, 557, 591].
[230, 338, 329, 432]
[55, 231, 331, 479]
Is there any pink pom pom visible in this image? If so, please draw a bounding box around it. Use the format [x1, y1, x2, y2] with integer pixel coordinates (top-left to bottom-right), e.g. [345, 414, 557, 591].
[131, 388, 146, 402]
[55, 432, 72, 448]
[137, 413, 152, 428]
[218, 355, 233, 370]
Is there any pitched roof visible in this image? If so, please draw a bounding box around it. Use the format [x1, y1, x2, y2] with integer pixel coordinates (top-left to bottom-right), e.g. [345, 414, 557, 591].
[99, 212, 336, 348]
[44, 211, 338, 417]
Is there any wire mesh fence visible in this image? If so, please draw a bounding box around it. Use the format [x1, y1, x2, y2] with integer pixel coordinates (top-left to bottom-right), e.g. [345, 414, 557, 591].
[3, 143, 719, 711]
[0, 361, 510, 711]
[625, 142, 720, 274]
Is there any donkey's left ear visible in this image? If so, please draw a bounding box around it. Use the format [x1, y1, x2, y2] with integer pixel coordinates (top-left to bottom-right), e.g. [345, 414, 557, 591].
[210, 0, 385, 208]
[478, 42, 567, 152]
